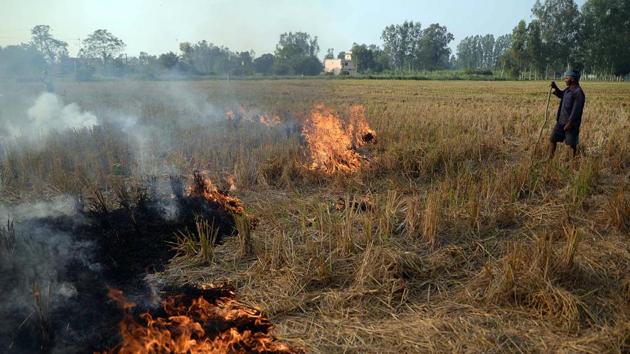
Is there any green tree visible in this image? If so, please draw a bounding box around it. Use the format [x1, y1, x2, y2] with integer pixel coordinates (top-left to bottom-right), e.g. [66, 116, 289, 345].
[526, 20, 545, 76]
[415, 23, 454, 70]
[254, 54, 274, 75]
[0, 45, 46, 79]
[351, 43, 389, 73]
[351, 44, 373, 73]
[294, 56, 323, 75]
[274, 32, 322, 75]
[456, 36, 479, 69]
[532, 0, 582, 72]
[504, 20, 529, 77]
[382, 22, 453, 71]
[158, 52, 179, 70]
[457, 35, 499, 70]
[493, 34, 512, 69]
[233, 51, 254, 76]
[275, 32, 319, 58]
[480, 34, 495, 69]
[381, 21, 423, 70]
[179, 42, 194, 72]
[372, 45, 391, 72]
[177, 40, 239, 75]
[78, 29, 126, 62]
[29, 25, 68, 65]
[582, 0, 630, 75]
[137, 51, 158, 78]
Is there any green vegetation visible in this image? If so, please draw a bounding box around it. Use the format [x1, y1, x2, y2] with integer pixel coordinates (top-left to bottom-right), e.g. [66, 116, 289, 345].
[1, 0, 629, 82]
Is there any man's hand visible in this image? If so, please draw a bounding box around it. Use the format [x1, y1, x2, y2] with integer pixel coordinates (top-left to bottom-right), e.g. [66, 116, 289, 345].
[551, 81, 559, 90]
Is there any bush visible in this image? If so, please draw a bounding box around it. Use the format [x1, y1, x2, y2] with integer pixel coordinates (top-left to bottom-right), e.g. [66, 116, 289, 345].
[464, 68, 494, 76]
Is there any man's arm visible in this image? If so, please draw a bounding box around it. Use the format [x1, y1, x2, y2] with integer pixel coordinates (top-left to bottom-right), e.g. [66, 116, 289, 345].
[565, 90, 585, 131]
[551, 81, 564, 98]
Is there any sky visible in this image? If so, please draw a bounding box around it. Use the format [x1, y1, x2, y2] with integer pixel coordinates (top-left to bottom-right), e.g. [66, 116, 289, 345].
[0, 0, 587, 58]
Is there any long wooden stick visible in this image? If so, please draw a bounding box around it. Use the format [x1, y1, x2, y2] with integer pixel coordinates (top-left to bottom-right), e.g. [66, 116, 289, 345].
[531, 87, 553, 163]
[521, 87, 554, 196]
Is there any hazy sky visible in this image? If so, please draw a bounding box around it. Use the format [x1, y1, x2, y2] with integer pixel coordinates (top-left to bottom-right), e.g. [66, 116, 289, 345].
[0, 0, 586, 58]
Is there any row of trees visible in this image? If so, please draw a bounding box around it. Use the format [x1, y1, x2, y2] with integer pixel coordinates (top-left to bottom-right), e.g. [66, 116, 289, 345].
[457, 0, 630, 78]
[324, 22, 455, 74]
[1, 0, 628, 81]
[0, 26, 128, 80]
[0, 21, 456, 80]
[175, 33, 324, 76]
[455, 35, 512, 71]
[0, 27, 325, 80]
[380, 22, 454, 72]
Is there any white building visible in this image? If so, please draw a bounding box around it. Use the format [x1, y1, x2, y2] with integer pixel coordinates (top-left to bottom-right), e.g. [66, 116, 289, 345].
[324, 51, 356, 75]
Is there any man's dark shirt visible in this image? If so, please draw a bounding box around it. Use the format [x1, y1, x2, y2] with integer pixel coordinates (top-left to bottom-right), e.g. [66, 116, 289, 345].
[553, 85, 586, 132]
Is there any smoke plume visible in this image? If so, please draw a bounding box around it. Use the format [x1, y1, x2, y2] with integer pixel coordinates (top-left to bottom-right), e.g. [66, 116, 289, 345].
[0, 197, 99, 353]
[1, 92, 97, 141]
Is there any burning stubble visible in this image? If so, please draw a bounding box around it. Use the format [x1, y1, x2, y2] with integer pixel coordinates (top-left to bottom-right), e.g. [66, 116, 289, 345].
[0, 169, 300, 353]
[0, 87, 379, 351]
[103, 286, 300, 354]
[301, 103, 377, 175]
[1, 79, 626, 354]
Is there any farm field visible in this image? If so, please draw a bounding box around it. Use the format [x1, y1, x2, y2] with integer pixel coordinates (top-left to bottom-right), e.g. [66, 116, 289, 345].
[1, 79, 629, 353]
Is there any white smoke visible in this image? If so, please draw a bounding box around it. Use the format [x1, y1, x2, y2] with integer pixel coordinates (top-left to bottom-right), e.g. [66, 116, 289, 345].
[0, 195, 78, 225]
[96, 84, 226, 176]
[26, 92, 98, 133]
[0, 198, 97, 339]
[2, 92, 98, 140]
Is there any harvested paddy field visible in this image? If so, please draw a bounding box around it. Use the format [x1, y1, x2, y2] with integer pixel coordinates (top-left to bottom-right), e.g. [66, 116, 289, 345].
[0, 79, 629, 353]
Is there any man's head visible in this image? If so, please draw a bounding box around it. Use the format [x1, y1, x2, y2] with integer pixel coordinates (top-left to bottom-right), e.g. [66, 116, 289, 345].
[563, 70, 581, 86]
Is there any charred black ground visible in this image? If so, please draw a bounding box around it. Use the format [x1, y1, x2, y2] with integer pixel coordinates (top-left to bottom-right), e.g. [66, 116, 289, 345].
[0, 176, 240, 353]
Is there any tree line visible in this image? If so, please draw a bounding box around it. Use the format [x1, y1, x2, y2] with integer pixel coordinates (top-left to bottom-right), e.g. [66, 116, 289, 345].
[0, 0, 627, 81]
[456, 0, 630, 78]
[0, 27, 327, 80]
[0, 20, 456, 81]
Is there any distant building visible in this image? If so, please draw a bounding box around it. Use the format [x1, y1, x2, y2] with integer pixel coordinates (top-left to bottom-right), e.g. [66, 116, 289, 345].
[324, 51, 356, 75]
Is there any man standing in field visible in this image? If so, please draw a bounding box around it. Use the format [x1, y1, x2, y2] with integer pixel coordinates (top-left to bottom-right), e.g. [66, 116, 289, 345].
[549, 70, 586, 159]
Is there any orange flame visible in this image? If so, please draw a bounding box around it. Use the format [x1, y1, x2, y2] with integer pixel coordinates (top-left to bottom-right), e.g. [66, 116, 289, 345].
[104, 288, 298, 354]
[347, 104, 377, 147]
[302, 104, 376, 175]
[259, 115, 282, 127]
[224, 174, 237, 192]
[187, 171, 244, 215]
[227, 105, 285, 128]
